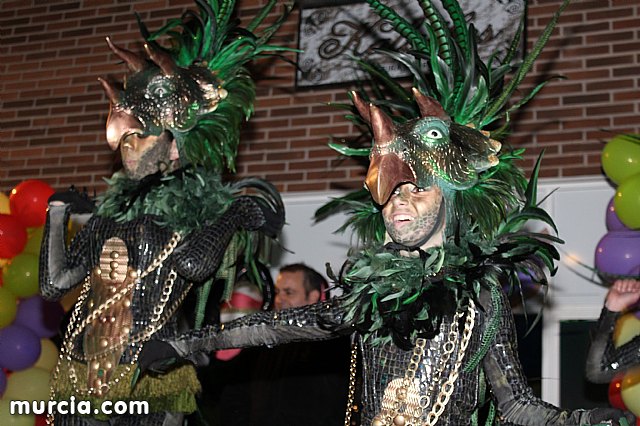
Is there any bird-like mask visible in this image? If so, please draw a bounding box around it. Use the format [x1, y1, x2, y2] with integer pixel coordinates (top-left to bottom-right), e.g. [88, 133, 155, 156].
[351, 89, 502, 205]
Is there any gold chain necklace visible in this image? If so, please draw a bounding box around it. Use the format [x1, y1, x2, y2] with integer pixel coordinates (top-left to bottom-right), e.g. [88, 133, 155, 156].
[344, 299, 476, 426]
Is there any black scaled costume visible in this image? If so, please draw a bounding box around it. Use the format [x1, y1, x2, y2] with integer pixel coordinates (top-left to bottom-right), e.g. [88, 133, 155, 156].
[39, 0, 292, 424]
[141, 0, 634, 424]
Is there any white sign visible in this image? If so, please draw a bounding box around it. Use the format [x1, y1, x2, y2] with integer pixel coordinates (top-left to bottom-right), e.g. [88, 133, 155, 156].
[297, 0, 525, 87]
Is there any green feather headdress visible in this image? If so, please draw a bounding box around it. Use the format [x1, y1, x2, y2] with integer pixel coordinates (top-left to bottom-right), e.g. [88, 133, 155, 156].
[319, 0, 570, 244]
[101, 0, 293, 173]
[137, 0, 294, 172]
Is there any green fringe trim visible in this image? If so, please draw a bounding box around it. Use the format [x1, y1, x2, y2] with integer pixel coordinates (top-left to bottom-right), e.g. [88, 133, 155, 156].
[96, 168, 234, 234]
[52, 361, 201, 419]
[463, 284, 501, 373]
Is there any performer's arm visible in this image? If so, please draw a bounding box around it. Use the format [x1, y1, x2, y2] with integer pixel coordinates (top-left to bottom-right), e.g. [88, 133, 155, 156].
[142, 297, 351, 368]
[586, 279, 640, 384]
[483, 288, 633, 425]
[585, 307, 640, 384]
[171, 197, 270, 283]
[39, 203, 93, 301]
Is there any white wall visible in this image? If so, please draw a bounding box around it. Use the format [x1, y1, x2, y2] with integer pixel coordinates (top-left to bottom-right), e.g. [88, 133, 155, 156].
[538, 176, 615, 404]
[270, 191, 353, 285]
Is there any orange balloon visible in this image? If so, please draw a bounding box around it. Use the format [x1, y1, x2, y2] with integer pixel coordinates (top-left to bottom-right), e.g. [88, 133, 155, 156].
[621, 367, 640, 417]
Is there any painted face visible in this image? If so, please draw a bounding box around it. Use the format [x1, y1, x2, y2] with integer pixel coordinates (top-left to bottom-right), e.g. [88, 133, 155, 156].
[120, 131, 177, 180]
[274, 270, 319, 310]
[382, 183, 445, 249]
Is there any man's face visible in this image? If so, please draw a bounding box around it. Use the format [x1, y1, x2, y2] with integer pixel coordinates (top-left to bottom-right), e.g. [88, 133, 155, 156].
[274, 270, 319, 310]
[120, 131, 177, 180]
[382, 183, 445, 248]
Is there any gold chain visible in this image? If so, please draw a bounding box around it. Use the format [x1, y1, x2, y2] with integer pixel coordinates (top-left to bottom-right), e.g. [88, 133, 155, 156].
[344, 341, 359, 426]
[372, 299, 476, 426]
[48, 232, 182, 425]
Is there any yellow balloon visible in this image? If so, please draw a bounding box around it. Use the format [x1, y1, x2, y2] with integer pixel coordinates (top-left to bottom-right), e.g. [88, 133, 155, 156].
[33, 339, 59, 372]
[621, 366, 640, 417]
[0, 399, 36, 426]
[0, 193, 9, 215]
[3, 367, 52, 403]
[613, 313, 640, 347]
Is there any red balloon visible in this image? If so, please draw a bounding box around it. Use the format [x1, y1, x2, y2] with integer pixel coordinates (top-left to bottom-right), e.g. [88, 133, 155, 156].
[35, 415, 48, 426]
[0, 214, 27, 259]
[609, 373, 627, 410]
[9, 180, 54, 228]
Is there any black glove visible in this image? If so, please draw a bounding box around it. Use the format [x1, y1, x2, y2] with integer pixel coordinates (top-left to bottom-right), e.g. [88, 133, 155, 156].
[586, 407, 636, 425]
[48, 186, 96, 214]
[137, 340, 180, 376]
[233, 195, 284, 238]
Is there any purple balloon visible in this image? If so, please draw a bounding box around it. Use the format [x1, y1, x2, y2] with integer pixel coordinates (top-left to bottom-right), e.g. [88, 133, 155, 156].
[0, 368, 6, 396]
[606, 196, 630, 231]
[14, 295, 64, 338]
[0, 324, 41, 371]
[594, 231, 640, 276]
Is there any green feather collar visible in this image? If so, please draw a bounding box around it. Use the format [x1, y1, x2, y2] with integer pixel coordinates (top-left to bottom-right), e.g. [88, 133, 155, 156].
[95, 167, 234, 234]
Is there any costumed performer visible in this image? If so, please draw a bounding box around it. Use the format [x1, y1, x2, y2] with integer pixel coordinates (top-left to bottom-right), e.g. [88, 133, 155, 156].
[39, 0, 291, 424]
[138, 0, 635, 424]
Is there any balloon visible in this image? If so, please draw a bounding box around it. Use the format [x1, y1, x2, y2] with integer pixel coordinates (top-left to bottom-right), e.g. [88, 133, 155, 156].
[3, 253, 39, 298]
[14, 296, 64, 338]
[33, 339, 58, 372]
[606, 195, 629, 231]
[594, 231, 640, 276]
[35, 415, 47, 426]
[3, 367, 51, 402]
[0, 214, 27, 259]
[0, 287, 18, 328]
[609, 373, 627, 410]
[9, 180, 54, 228]
[0, 400, 35, 426]
[621, 367, 640, 417]
[602, 135, 640, 184]
[0, 325, 41, 371]
[0, 193, 10, 215]
[0, 368, 6, 396]
[613, 313, 640, 348]
[22, 227, 43, 256]
[614, 173, 640, 230]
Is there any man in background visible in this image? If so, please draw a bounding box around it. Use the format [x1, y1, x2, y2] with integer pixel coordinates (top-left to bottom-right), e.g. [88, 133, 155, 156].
[250, 263, 350, 426]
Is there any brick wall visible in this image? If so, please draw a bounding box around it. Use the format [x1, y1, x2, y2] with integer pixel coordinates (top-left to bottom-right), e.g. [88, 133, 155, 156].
[1, 0, 639, 194]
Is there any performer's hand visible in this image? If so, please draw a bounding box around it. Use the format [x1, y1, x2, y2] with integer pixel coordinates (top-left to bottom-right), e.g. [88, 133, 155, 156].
[48, 186, 96, 214]
[233, 195, 284, 238]
[586, 407, 636, 425]
[137, 340, 180, 376]
[605, 279, 640, 312]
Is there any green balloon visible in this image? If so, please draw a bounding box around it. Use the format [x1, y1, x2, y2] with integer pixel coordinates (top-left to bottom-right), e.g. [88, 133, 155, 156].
[602, 135, 640, 184]
[0, 287, 17, 328]
[22, 226, 43, 256]
[614, 173, 640, 230]
[0, 400, 35, 426]
[3, 253, 39, 298]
